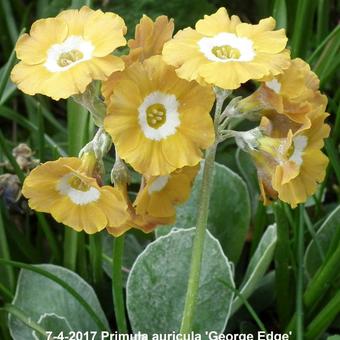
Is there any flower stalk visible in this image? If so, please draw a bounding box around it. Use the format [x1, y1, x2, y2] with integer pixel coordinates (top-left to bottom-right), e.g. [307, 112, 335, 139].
[112, 235, 128, 333]
[180, 87, 230, 333]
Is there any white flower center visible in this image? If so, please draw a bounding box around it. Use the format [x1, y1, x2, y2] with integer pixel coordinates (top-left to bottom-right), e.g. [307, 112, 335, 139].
[265, 79, 281, 94]
[148, 176, 170, 194]
[138, 91, 180, 141]
[289, 135, 308, 166]
[57, 173, 100, 205]
[198, 33, 255, 63]
[44, 36, 94, 73]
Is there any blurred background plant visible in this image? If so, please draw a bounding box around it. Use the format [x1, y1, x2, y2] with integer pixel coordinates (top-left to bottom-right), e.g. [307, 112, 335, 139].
[0, 0, 339, 339]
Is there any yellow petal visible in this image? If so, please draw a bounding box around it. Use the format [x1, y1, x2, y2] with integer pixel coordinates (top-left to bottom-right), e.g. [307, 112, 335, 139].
[86, 55, 125, 79]
[84, 10, 126, 57]
[195, 8, 241, 36]
[57, 6, 92, 36]
[99, 187, 130, 227]
[106, 224, 131, 237]
[127, 15, 174, 61]
[15, 18, 68, 65]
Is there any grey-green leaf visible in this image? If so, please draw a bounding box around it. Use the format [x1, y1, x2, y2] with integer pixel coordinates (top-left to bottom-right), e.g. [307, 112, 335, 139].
[231, 224, 277, 314]
[156, 162, 251, 264]
[305, 205, 340, 279]
[9, 264, 109, 339]
[33, 314, 72, 340]
[235, 149, 260, 216]
[127, 228, 235, 335]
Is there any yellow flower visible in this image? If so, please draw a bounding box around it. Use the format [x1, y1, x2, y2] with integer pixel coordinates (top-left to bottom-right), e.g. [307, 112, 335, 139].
[134, 165, 198, 219]
[11, 6, 126, 100]
[239, 58, 327, 127]
[249, 107, 330, 208]
[162, 7, 290, 90]
[102, 14, 174, 105]
[107, 166, 198, 236]
[22, 154, 129, 233]
[104, 55, 215, 176]
[105, 184, 174, 237]
[125, 15, 174, 65]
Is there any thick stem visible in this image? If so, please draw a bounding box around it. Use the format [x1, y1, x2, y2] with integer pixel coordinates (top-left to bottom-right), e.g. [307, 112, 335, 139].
[296, 205, 305, 340]
[112, 235, 128, 333]
[274, 202, 292, 328]
[180, 88, 227, 334]
[63, 229, 78, 271]
[179, 143, 217, 333]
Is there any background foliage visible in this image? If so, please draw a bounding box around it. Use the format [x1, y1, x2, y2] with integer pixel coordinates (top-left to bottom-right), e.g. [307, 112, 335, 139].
[0, 0, 339, 339]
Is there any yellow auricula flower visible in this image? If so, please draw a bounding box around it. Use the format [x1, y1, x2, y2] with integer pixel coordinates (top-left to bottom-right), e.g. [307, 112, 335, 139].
[162, 7, 290, 90]
[250, 107, 330, 208]
[102, 14, 174, 106]
[22, 154, 129, 233]
[103, 55, 215, 176]
[134, 165, 199, 219]
[106, 166, 198, 236]
[239, 58, 327, 127]
[11, 6, 126, 100]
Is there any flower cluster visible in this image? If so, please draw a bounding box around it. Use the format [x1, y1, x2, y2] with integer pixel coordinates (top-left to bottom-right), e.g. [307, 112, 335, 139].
[11, 6, 330, 236]
[236, 59, 329, 207]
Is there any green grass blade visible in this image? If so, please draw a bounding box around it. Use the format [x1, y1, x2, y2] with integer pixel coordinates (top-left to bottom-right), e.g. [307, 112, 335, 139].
[0, 0, 19, 45]
[0, 282, 14, 301]
[0, 304, 47, 337]
[273, 0, 287, 29]
[0, 105, 67, 156]
[290, 0, 316, 57]
[0, 211, 15, 293]
[36, 213, 60, 263]
[316, 0, 330, 44]
[26, 96, 66, 134]
[37, 103, 45, 162]
[0, 130, 25, 182]
[71, 0, 92, 8]
[305, 290, 340, 340]
[325, 139, 340, 185]
[0, 47, 17, 101]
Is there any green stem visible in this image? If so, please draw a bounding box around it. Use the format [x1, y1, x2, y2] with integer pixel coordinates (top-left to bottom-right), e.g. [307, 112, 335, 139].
[180, 88, 227, 334]
[180, 143, 217, 334]
[63, 229, 79, 271]
[274, 202, 291, 328]
[89, 233, 103, 284]
[296, 205, 305, 340]
[112, 235, 127, 333]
